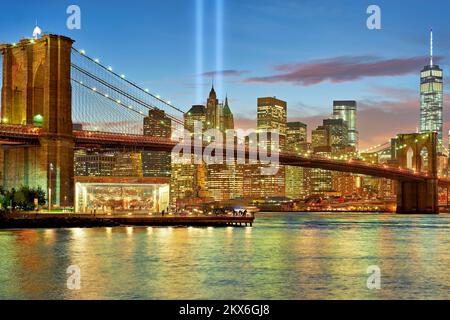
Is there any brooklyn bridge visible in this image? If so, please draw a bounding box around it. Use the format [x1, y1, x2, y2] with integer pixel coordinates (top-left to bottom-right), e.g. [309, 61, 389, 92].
[0, 34, 448, 214]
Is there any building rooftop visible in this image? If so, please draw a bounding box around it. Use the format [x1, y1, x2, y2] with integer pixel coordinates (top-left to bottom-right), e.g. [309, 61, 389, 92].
[187, 105, 206, 115]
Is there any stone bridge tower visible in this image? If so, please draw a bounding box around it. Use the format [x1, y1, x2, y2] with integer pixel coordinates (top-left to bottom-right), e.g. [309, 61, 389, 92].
[396, 132, 438, 214]
[1, 34, 74, 207]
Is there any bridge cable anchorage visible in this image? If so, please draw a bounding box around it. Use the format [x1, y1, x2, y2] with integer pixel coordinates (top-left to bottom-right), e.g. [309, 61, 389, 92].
[71, 47, 185, 114]
[70, 63, 184, 126]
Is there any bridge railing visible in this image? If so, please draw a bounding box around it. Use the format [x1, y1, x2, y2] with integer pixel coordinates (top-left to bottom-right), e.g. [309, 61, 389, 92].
[0, 124, 42, 135]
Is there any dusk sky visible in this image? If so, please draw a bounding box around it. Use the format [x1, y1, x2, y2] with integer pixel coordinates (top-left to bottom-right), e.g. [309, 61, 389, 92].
[1, 0, 450, 149]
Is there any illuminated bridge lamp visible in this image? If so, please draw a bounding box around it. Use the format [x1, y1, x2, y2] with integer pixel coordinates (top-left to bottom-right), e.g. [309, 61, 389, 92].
[33, 114, 44, 126]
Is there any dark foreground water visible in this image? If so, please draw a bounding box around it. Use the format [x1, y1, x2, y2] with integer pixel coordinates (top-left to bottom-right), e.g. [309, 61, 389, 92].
[1, 213, 450, 300]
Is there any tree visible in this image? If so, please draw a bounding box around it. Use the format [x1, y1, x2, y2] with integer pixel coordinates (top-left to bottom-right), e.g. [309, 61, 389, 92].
[0, 186, 46, 211]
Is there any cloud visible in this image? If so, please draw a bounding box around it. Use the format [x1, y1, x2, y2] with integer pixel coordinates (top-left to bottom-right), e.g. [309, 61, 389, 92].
[201, 69, 250, 77]
[245, 56, 441, 86]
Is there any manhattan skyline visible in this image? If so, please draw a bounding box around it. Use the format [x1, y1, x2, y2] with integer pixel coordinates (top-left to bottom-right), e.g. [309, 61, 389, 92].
[1, 0, 450, 149]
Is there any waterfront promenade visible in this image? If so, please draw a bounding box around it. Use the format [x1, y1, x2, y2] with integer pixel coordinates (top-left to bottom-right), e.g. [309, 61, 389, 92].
[0, 212, 255, 229]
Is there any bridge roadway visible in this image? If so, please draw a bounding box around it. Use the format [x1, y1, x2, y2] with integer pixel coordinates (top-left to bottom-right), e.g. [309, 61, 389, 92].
[1, 124, 449, 185]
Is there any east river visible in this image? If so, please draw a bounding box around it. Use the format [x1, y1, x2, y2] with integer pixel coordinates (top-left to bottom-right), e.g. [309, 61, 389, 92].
[1, 213, 450, 299]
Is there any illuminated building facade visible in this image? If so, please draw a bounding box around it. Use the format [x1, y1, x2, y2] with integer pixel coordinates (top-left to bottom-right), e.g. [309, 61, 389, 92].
[332, 174, 358, 197]
[74, 150, 116, 177]
[142, 109, 172, 177]
[170, 105, 207, 204]
[333, 100, 358, 149]
[253, 97, 287, 197]
[184, 105, 207, 131]
[257, 97, 287, 140]
[114, 152, 144, 177]
[312, 126, 328, 148]
[285, 122, 308, 199]
[206, 86, 222, 130]
[205, 92, 241, 202]
[310, 146, 333, 195]
[311, 118, 354, 197]
[323, 118, 349, 151]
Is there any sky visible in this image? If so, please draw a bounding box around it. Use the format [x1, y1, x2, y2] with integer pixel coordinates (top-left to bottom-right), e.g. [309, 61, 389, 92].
[1, 0, 450, 149]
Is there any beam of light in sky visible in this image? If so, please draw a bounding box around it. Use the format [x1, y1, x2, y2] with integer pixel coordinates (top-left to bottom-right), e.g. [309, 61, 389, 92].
[215, 0, 224, 98]
[195, 0, 204, 104]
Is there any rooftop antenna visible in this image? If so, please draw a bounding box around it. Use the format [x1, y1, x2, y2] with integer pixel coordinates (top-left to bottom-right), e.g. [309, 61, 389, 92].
[430, 28, 433, 66]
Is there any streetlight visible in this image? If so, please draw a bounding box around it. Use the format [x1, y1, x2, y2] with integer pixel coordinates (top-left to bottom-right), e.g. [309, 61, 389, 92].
[49, 163, 54, 212]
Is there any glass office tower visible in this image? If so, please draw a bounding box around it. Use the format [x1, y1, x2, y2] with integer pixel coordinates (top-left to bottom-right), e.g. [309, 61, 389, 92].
[332, 100, 358, 149]
[420, 29, 444, 142]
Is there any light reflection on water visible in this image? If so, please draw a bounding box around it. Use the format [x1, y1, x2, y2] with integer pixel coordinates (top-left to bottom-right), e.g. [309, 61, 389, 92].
[1, 213, 450, 300]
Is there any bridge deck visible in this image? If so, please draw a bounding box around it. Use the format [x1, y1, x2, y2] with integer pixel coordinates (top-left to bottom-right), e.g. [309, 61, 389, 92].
[1, 124, 449, 184]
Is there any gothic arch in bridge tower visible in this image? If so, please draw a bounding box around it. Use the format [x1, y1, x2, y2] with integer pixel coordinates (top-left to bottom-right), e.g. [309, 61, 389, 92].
[420, 147, 429, 173]
[406, 147, 413, 170]
[32, 61, 45, 123]
[395, 132, 438, 214]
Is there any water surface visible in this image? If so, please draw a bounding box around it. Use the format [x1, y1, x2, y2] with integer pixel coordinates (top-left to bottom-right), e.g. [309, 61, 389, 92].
[1, 213, 450, 299]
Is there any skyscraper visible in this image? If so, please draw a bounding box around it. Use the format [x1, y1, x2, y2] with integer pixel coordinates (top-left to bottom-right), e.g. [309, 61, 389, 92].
[74, 150, 116, 177]
[142, 109, 172, 177]
[184, 105, 207, 132]
[170, 105, 207, 205]
[247, 97, 287, 197]
[323, 118, 349, 151]
[205, 94, 242, 202]
[206, 86, 222, 130]
[222, 96, 234, 131]
[420, 29, 443, 142]
[257, 97, 287, 140]
[310, 125, 333, 196]
[285, 122, 308, 199]
[333, 100, 358, 149]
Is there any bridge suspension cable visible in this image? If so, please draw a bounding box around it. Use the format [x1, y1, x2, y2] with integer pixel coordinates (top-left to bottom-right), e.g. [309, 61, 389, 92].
[70, 47, 185, 135]
[359, 141, 391, 154]
[72, 47, 185, 114]
[71, 63, 184, 126]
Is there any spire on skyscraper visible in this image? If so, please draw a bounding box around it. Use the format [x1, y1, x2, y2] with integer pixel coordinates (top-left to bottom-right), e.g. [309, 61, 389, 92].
[430, 28, 433, 66]
[223, 95, 232, 114]
[208, 83, 217, 99]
